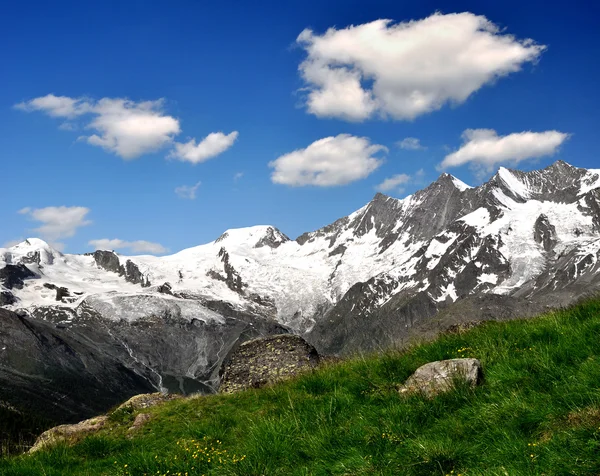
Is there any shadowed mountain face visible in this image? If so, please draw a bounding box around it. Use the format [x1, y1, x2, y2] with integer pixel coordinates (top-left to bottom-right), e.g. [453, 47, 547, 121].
[1, 161, 600, 424]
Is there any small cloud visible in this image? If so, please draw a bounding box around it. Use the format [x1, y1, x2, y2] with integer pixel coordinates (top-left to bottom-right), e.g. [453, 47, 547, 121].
[14, 94, 92, 118]
[269, 134, 386, 187]
[19, 206, 91, 241]
[175, 181, 201, 199]
[2, 239, 24, 248]
[58, 122, 77, 131]
[89, 238, 168, 255]
[49, 242, 66, 252]
[233, 172, 244, 182]
[397, 138, 426, 150]
[439, 129, 571, 172]
[17, 95, 181, 159]
[376, 173, 412, 193]
[168, 131, 239, 164]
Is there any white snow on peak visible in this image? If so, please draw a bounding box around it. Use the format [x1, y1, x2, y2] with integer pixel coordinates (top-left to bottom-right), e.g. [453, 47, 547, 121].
[450, 175, 472, 191]
[460, 207, 490, 229]
[0, 238, 62, 267]
[3, 163, 600, 332]
[497, 167, 531, 198]
[213, 225, 284, 248]
[579, 169, 600, 196]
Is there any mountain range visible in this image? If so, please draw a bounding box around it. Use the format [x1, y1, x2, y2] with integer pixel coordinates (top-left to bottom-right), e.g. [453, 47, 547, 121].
[1, 160, 600, 425]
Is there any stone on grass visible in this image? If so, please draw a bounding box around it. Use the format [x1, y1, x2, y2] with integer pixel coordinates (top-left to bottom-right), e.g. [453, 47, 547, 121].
[29, 415, 108, 453]
[398, 358, 482, 397]
[219, 334, 320, 394]
[128, 412, 152, 433]
[116, 392, 181, 411]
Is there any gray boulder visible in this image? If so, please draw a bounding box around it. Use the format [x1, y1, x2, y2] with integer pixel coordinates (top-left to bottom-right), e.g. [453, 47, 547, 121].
[398, 358, 482, 397]
[219, 334, 320, 393]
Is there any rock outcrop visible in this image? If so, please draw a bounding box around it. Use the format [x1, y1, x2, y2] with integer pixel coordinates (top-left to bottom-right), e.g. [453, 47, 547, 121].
[29, 416, 108, 453]
[116, 392, 182, 412]
[219, 334, 320, 393]
[0, 264, 37, 290]
[28, 392, 182, 452]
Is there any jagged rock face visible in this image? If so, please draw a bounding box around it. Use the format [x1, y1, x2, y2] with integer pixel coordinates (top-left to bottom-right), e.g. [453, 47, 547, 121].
[254, 226, 290, 249]
[93, 250, 122, 274]
[0, 291, 16, 306]
[0, 264, 37, 290]
[93, 250, 150, 287]
[1, 160, 600, 424]
[534, 214, 557, 252]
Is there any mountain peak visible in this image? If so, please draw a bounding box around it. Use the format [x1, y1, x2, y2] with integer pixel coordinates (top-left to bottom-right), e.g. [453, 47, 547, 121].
[424, 172, 472, 194]
[546, 159, 575, 171]
[8, 238, 51, 249]
[215, 225, 289, 249]
[1, 238, 61, 267]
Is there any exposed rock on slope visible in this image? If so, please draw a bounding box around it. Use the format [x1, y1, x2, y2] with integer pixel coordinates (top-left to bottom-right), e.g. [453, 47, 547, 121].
[0, 308, 153, 425]
[398, 358, 482, 397]
[219, 334, 320, 393]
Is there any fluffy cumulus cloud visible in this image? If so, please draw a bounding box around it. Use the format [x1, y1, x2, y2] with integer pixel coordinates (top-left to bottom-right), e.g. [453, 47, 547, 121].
[440, 129, 570, 171]
[168, 131, 239, 164]
[15, 94, 237, 161]
[297, 12, 546, 121]
[85, 98, 180, 159]
[397, 137, 426, 150]
[376, 173, 412, 193]
[19, 206, 91, 241]
[88, 238, 168, 255]
[269, 134, 386, 186]
[175, 181, 201, 199]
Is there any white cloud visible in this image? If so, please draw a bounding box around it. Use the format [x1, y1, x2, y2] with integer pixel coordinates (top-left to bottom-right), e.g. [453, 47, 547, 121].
[169, 131, 239, 164]
[175, 181, 201, 199]
[85, 98, 180, 159]
[14, 94, 92, 118]
[439, 129, 570, 171]
[376, 173, 412, 193]
[19, 206, 91, 241]
[297, 13, 546, 121]
[17, 94, 179, 159]
[397, 137, 426, 150]
[89, 238, 168, 255]
[233, 172, 244, 181]
[2, 239, 24, 248]
[58, 122, 77, 131]
[16, 94, 234, 161]
[269, 134, 386, 186]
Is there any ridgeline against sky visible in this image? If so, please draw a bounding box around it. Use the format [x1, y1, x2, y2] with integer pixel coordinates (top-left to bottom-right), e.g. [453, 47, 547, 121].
[1, 1, 598, 253]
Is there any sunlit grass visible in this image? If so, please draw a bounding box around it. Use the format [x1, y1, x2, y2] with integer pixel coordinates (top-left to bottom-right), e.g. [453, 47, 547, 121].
[1, 298, 600, 475]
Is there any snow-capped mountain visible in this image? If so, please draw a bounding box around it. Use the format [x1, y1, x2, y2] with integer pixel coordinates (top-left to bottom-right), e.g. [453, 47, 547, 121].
[2, 160, 600, 422]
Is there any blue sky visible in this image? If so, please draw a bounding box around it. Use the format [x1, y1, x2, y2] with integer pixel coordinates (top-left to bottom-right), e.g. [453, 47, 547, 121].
[1, 0, 598, 254]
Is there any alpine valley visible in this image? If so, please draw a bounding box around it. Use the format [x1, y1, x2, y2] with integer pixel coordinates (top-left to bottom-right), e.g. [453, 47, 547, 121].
[2, 160, 600, 427]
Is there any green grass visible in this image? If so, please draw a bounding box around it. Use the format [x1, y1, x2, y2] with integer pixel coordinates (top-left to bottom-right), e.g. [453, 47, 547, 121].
[2, 298, 600, 475]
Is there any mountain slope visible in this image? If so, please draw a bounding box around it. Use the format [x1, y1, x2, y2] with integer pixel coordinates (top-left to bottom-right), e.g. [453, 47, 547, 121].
[2, 298, 600, 474]
[1, 160, 600, 418]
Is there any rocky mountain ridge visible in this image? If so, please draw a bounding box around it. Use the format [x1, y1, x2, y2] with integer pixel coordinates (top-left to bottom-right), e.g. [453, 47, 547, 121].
[1, 160, 600, 425]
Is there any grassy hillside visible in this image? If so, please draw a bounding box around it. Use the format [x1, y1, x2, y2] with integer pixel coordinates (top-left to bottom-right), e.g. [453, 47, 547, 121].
[2, 299, 600, 475]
